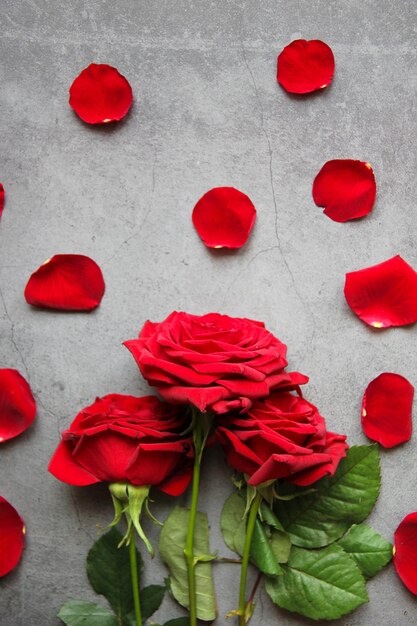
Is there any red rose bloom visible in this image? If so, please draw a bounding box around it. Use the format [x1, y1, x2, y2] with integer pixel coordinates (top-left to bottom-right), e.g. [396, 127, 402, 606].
[48, 394, 193, 496]
[216, 391, 348, 486]
[124, 312, 307, 414]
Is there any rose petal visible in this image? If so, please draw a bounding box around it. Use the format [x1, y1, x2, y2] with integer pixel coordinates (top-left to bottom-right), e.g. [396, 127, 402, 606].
[24, 254, 105, 311]
[361, 373, 414, 448]
[344, 255, 417, 328]
[192, 187, 256, 249]
[48, 440, 101, 486]
[69, 63, 133, 124]
[277, 39, 335, 94]
[394, 512, 417, 595]
[0, 369, 36, 442]
[313, 160, 376, 222]
[0, 183, 4, 219]
[0, 497, 25, 576]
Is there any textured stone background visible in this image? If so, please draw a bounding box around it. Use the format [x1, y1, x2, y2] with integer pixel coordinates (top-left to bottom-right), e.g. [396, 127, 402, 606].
[1, 0, 417, 624]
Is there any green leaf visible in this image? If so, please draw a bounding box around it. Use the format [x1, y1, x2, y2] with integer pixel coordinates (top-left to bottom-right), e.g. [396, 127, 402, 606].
[58, 601, 118, 626]
[150, 621, 190, 626]
[141, 584, 166, 620]
[87, 528, 143, 623]
[275, 445, 380, 548]
[265, 544, 368, 620]
[270, 529, 291, 564]
[250, 519, 282, 576]
[259, 502, 285, 531]
[158, 507, 217, 621]
[337, 524, 393, 579]
[220, 492, 246, 555]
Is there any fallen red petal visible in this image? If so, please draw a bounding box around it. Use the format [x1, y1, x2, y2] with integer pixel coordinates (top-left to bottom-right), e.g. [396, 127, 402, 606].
[192, 187, 256, 249]
[0, 183, 4, 219]
[24, 254, 105, 311]
[69, 63, 133, 124]
[361, 373, 414, 448]
[394, 512, 417, 595]
[0, 369, 36, 442]
[344, 255, 417, 328]
[0, 497, 25, 576]
[313, 160, 376, 222]
[277, 39, 335, 94]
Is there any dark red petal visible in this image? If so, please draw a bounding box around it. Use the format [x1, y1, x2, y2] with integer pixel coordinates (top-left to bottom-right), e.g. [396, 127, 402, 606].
[394, 512, 417, 595]
[0, 369, 36, 442]
[24, 254, 105, 311]
[0, 183, 4, 219]
[313, 160, 376, 222]
[192, 187, 256, 249]
[69, 63, 133, 125]
[159, 467, 193, 496]
[277, 39, 335, 94]
[0, 497, 25, 576]
[344, 255, 417, 328]
[361, 373, 414, 448]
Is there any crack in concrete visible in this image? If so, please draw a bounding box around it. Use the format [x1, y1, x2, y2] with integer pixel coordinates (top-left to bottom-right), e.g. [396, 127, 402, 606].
[102, 148, 157, 267]
[224, 246, 279, 296]
[70, 491, 94, 541]
[238, 22, 317, 350]
[0, 284, 31, 382]
[0, 283, 63, 423]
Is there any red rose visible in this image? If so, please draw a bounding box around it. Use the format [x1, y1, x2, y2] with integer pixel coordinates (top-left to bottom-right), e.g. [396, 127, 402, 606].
[124, 312, 307, 414]
[48, 394, 193, 496]
[216, 391, 348, 486]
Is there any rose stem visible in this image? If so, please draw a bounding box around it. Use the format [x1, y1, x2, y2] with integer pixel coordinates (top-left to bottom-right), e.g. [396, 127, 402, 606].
[129, 528, 143, 626]
[245, 571, 263, 612]
[184, 446, 201, 625]
[184, 411, 211, 626]
[237, 491, 262, 626]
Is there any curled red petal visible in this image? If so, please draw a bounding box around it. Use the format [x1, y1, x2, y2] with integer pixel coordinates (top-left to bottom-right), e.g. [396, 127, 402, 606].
[361, 373, 414, 448]
[277, 39, 335, 94]
[24, 254, 105, 311]
[0, 183, 4, 219]
[0, 497, 25, 576]
[0, 369, 36, 442]
[394, 512, 417, 595]
[192, 187, 256, 249]
[69, 63, 133, 124]
[313, 160, 376, 222]
[344, 255, 417, 328]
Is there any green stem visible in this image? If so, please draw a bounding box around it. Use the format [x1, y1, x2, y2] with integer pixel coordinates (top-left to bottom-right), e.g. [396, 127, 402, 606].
[129, 529, 142, 626]
[238, 492, 262, 626]
[184, 410, 212, 626]
[184, 448, 202, 626]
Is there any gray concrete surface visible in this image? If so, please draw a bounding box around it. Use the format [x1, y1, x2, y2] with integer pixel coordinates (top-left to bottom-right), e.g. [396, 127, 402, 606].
[1, 0, 417, 624]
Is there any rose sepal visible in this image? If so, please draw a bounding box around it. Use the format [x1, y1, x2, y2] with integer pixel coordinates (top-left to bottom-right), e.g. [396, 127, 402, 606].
[109, 482, 154, 556]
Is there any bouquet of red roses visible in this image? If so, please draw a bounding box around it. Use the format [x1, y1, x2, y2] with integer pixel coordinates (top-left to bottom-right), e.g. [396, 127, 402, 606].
[50, 311, 390, 626]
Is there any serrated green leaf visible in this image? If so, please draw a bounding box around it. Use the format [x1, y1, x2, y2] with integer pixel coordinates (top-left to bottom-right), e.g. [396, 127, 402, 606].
[265, 544, 368, 620]
[251, 519, 282, 576]
[337, 524, 393, 579]
[220, 492, 246, 555]
[158, 507, 217, 621]
[87, 528, 142, 624]
[270, 529, 291, 564]
[141, 584, 166, 620]
[58, 601, 118, 626]
[275, 445, 380, 548]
